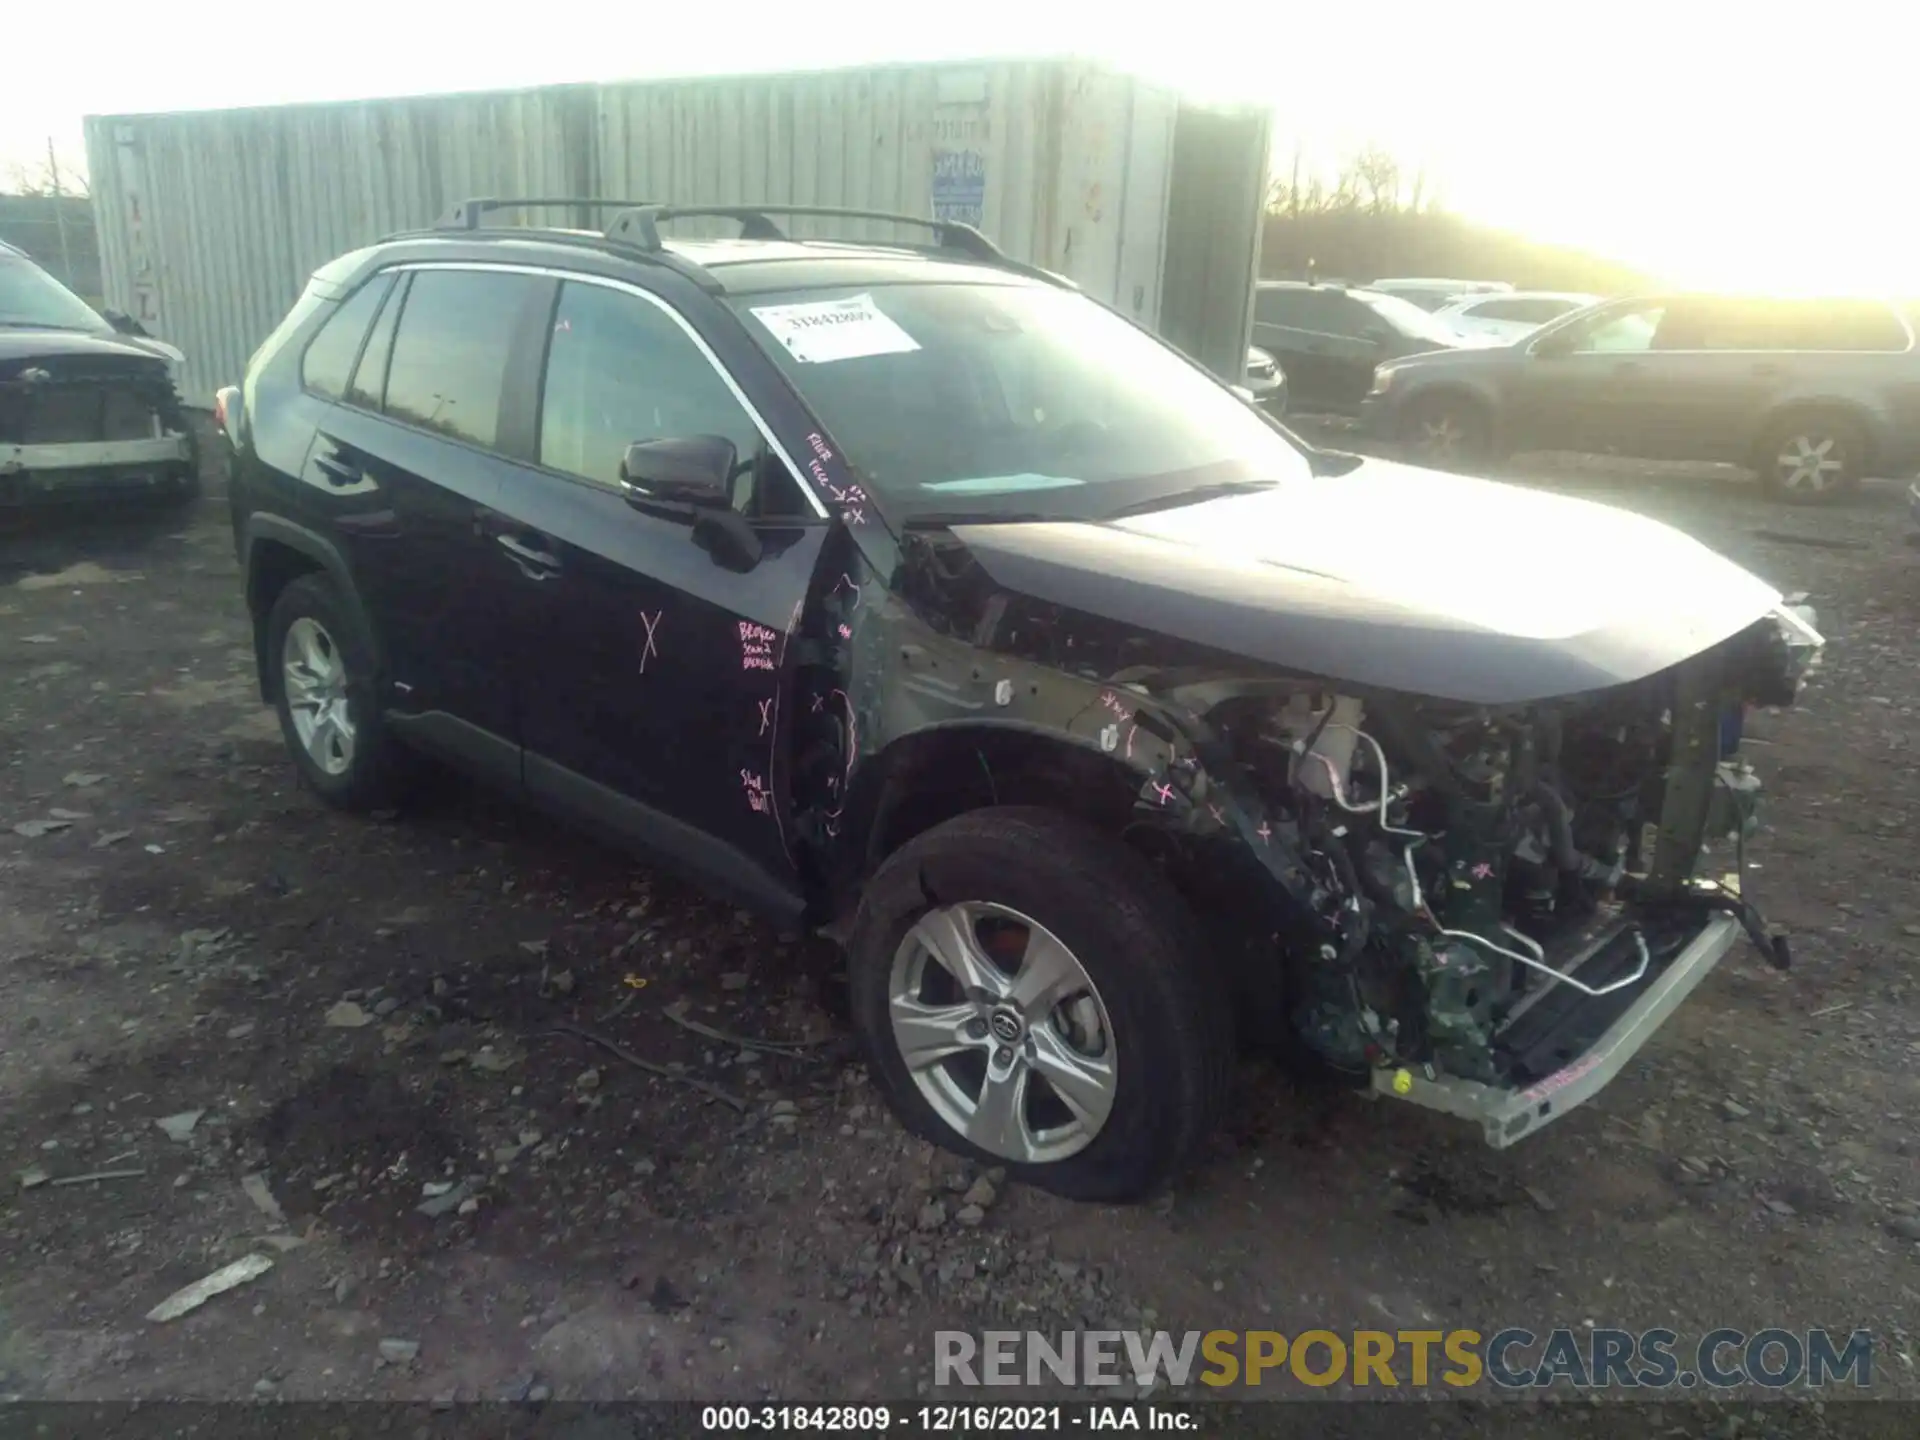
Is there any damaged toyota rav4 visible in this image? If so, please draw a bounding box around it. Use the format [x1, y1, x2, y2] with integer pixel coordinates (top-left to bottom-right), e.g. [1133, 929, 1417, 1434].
[222, 203, 1823, 1202]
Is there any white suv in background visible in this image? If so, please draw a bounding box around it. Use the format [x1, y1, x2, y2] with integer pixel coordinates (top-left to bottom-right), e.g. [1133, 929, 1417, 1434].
[1434, 291, 1601, 345]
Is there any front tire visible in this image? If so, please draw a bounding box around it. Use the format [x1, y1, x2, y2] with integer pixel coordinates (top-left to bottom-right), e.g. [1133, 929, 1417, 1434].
[1756, 412, 1865, 504]
[1399, 392, 1494, 471]
[266, 573, 408, 811]
[846, 807, 1233, 1202]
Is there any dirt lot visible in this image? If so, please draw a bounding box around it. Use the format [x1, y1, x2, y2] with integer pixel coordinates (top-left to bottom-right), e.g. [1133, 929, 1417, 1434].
[3, 431, 1918, 1416]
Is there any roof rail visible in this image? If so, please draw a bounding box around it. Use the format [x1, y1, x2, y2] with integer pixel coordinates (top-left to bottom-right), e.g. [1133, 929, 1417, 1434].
[437, 198, 658, 231]
[603, 204, 1008, 263]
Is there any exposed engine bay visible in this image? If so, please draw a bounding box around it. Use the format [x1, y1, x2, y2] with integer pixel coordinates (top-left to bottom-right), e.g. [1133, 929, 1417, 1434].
[1208, 606, 1822, 1090]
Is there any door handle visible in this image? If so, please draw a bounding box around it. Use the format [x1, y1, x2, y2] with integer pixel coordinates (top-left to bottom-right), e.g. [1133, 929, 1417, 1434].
[313, 454, 366, 488]
[497, 533, 562, 577]
[1751, 361, 1784, 377]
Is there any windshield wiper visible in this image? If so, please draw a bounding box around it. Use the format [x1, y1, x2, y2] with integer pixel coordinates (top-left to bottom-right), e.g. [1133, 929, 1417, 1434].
[1102, 479, 1279, 520]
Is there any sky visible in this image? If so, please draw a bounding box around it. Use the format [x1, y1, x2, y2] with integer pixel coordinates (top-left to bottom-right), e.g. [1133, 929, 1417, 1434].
[4, 0, 1909, 294]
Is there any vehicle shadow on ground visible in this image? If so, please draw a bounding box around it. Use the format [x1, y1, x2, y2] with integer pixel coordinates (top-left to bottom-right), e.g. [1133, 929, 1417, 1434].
[0, 498, 206, 586]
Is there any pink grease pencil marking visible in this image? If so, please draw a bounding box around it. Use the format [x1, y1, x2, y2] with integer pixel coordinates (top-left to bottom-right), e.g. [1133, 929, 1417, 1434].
[638, 610, 662, 674]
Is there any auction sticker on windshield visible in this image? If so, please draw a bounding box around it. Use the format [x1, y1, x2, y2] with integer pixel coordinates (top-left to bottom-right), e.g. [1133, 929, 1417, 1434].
[750, 293, 921, 364]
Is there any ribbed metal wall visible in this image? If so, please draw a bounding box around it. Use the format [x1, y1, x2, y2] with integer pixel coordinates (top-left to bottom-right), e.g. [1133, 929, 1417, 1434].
[85, 61, 1266, 403]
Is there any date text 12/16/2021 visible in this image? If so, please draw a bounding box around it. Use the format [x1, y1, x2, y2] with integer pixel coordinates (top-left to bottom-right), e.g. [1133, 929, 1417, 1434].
[701, 1404, 1197, 1431]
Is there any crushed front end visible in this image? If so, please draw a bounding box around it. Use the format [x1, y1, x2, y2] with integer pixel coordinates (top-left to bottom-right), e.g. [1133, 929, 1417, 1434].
[1202, 602, 1823, 1146]
[0, 352, 196, 505]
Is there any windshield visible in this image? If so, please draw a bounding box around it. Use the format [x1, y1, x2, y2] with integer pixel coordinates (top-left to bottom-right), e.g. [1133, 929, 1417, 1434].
[0, 253, 109, 332]
[731, 281, 1312, 521]
[1352, 290, 1464, 344]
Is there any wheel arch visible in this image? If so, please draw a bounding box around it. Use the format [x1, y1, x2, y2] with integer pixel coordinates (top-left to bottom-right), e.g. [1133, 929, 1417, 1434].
[839, 721, 1144, 897]
[242, 515, 381, 703]
[1751, 397, 1883, 476]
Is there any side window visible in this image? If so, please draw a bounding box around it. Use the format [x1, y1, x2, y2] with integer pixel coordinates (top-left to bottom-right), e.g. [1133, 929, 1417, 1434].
[383, 269, 543, 449]
[1476, 298, 1568, 324]
[299, 275, 392, 399]
[1794, 301, 1908, 352]
[1573, 303, 1665, 353]
[346, 274, 406, 410]
[1254, 290, 1299, 326]
[538, 281, 772, 508]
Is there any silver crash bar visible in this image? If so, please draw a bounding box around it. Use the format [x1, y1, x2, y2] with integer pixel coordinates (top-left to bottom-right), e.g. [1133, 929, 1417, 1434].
[1, 435, 193, 474]
[1371, 911, 1741, 1147]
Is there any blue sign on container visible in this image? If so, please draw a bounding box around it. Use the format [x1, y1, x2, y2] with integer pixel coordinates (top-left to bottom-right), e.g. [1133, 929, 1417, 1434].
[931, 149, 987, 228]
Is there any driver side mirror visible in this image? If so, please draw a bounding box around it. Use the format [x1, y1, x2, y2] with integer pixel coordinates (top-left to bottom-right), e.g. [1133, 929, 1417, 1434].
[620, 434, 762, 572]
[102, 307, 150, 339]
[620, 435, 738, 508]
[1531, 330, 1577, 359]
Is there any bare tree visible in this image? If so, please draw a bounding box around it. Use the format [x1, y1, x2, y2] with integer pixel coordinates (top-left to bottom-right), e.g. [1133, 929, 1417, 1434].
[2, 142, 90, 198]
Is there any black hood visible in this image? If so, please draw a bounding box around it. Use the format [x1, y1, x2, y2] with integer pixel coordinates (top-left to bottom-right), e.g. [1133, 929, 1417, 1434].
[949, 458, 1785, 705]
[0, 328, 174, 377]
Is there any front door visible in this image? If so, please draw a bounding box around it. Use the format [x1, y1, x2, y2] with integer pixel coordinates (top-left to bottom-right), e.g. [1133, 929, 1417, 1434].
[491, 275, 829, 919]
[1503, 300, 1670, 456]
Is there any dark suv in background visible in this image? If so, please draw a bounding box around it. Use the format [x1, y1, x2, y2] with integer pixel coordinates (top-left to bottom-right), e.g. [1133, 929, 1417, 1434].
[217, 201, 1820, 1202]
[1250, 280, 1479, 414]
[1363, 293, 1920, 502]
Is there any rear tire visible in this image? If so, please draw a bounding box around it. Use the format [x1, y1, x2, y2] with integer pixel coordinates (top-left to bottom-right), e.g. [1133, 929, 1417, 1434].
[266, 573, 409, 811]
[846, 806, 1234, 1202]
[1755, 412, 1865, 504]
[1399, 392, 1494, 471]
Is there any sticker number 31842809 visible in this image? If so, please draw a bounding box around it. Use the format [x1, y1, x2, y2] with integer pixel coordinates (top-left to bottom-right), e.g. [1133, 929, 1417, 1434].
[748, 293, 921, 365]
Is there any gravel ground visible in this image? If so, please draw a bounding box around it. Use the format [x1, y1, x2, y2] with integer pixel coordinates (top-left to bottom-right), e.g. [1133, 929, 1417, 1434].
[2, 426, 1917, 1420]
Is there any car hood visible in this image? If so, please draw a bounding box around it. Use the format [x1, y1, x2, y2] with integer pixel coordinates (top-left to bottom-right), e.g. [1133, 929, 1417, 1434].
[949, 458, 1784, 704]
[0, 328, 177, 376]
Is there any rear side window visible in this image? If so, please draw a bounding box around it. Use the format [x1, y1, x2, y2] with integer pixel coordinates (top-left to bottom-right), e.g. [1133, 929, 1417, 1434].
[347, 274, 406, 410]
[300, 275, 392, 399]
[1258, 289, 1360, 334]
[383, 269, 543, 449]
[1661, 298, 1910, 352]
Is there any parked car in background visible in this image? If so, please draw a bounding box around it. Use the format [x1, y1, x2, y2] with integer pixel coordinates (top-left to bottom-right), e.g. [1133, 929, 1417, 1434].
[1242, 345, 1287, 414]
[1251, 280, 1485, 414]
[1366, 277, 1514, 312]
[221, 200, 1821, 1200]
[0, 239, 197, 506]
[1363, 293, 1920, 502]
[1433, 290, 1602, 345]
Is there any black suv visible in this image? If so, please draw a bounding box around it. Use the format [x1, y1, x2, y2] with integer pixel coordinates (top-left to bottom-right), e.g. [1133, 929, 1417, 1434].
[1363, 293, 1920, 502]
[1250, 280, 1475, 414]
[222, 201, 1821, 1201]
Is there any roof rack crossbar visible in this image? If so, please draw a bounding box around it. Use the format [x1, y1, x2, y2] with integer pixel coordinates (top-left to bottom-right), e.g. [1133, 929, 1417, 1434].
[602, 204, 1007, 263]
[438, 198, 659, 231]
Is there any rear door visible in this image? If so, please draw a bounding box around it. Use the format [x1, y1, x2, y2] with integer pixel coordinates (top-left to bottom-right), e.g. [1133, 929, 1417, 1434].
[1251, 289, 1379, 410]
[488, 274, 829, 918]
[307, 265, 552, 778]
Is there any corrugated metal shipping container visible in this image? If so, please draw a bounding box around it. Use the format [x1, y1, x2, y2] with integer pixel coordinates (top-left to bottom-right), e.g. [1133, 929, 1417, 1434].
[84, 59, 1269, 405]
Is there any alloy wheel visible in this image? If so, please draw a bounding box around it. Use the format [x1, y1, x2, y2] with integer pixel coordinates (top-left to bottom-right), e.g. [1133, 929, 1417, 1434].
[1774, 431, 1848, 495]
[886, 901, 1117, 1164]
[282, 616, 356, 776]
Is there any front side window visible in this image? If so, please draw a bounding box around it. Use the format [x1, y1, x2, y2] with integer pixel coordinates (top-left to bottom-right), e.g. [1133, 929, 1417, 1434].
[300, 275, 392, 400]
[538, 281, 770, 504]
[1567, 302, 1667, 353]
[383, 269, 542, 449]
[733, 280, 1313, 522]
